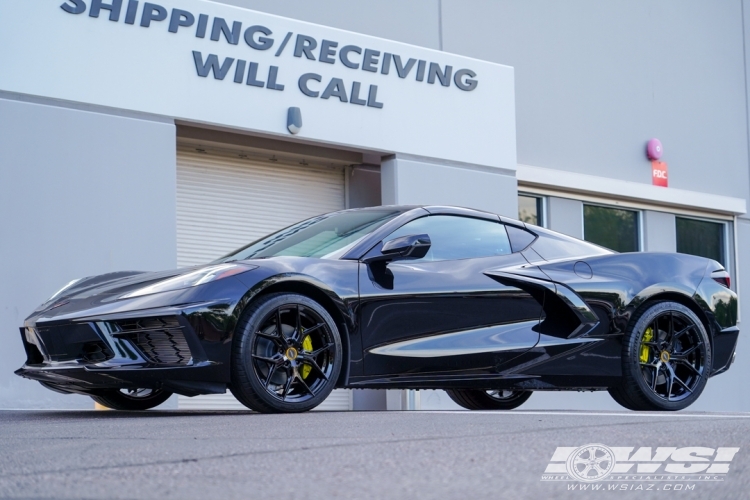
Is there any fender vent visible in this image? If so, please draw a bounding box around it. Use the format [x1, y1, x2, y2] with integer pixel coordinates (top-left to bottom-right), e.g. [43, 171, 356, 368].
[112, 317, 192, 365]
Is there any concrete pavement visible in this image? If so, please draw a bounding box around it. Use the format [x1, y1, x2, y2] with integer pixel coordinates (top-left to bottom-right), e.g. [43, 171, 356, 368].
[0, 409, 748, 499]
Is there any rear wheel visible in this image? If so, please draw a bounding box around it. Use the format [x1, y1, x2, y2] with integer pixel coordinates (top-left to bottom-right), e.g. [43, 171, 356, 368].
[91, 388, 172, 410]
[446, 389, 532, 410]
[230, 293, 343, 413]
[609, 301, 710, 411]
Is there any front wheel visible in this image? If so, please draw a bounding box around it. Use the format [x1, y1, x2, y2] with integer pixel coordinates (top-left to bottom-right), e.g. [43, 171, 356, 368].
[446, 389, 532, 410]
[91, 388, 172, 410]
[230, 293, 343, 413]
[609, 301, 711, 411]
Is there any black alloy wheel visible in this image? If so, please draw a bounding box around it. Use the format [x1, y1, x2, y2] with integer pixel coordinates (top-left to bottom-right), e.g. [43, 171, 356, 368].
[445, 388, 532, 410]
[231, 293, 342, 413]
[90, 388, 172, 410]
[609, 301, 711, 411]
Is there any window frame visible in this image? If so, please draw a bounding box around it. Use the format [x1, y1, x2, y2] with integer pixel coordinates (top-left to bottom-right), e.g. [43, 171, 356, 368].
[518, 192, 546, 228]
[675, 214, 729, 267]
[382, 214, 514, 262]
[582, 202, 642, 253]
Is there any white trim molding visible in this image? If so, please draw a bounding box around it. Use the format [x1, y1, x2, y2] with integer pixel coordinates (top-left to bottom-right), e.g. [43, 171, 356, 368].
[517, 164, 746, 216]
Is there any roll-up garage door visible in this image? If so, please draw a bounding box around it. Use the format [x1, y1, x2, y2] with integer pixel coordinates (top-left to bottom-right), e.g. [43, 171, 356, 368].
[175, 143, 352, 411]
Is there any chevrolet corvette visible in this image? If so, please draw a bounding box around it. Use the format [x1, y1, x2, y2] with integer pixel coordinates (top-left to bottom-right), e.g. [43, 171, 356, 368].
[16, 205, 738, 412]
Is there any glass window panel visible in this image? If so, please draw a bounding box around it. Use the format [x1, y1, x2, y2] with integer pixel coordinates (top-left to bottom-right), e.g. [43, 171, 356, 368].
[219, 209, 400, 260]
[385, 215, 511, 261]
[676, 217, 725, 265]
[518, 195, 541, 226]
[583, 205, 639, 252]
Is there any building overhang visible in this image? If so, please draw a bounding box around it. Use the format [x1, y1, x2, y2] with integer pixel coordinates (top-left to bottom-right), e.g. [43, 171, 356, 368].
[518, 164, 746, 217]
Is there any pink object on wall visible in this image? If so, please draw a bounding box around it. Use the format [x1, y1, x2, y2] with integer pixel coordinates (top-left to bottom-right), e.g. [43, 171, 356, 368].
[647, 138, 663, 160]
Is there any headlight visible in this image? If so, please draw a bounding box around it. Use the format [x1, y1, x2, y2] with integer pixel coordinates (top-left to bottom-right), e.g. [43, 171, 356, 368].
[47, 278, 82, 302]
[120, 263, 255, 299]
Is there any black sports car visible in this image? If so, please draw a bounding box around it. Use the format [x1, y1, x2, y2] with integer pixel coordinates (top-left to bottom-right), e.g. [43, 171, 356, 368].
[16, 205, 738, 412]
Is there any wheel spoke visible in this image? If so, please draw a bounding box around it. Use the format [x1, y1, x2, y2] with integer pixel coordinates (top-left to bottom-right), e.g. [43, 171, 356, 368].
[281, 372, 295, 401]
[256, 329, 284, 346]
[309, 342, 335, 357]
[673, 343, 701, 360]
[666, 362, 692, 394]
[264, 363, 278, 388]
[641, 361, 660, 391]
[673, 325, 693, 341]
[668, 312, 674, 344]
[301, 323, 325, 337]
[675, 358, 702, 377]
[642, 341, 662, 356]
[299, 355, 328, 380]
[665, 367, 674, 400]
[275, 308, 288, 347]
[252, 354, 279, 365]
[256, 329, 278, 339]
[295, 372, 314, 396]
[672, 370, 692, 394]
[291, 305, 302, 343]
[653, 319, 663, 347]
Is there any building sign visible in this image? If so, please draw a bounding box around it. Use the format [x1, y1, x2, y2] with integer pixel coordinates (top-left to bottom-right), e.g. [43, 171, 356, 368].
[60, 0, 480, 110]
[0, 1, 516, 170]
[652, 161, 668, 187]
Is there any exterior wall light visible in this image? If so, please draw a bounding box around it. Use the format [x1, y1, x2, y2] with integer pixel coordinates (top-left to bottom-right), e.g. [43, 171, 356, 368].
[288, 107, 302, 134]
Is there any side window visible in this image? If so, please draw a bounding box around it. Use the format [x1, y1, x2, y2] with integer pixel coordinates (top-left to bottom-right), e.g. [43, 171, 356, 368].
[384, 215, 511, 261]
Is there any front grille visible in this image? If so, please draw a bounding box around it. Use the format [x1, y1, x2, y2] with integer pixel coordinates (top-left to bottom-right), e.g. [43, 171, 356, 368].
[29, 323, 105, 363]
[81, 341, 113, 363]
[112, 317, 192, 365]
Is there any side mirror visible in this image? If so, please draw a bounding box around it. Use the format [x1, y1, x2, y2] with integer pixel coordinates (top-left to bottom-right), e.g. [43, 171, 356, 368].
[374, 234, 431, 262]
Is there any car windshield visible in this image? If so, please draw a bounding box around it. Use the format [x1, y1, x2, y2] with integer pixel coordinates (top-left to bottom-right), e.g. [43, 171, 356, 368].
[218, 209, 400, 261]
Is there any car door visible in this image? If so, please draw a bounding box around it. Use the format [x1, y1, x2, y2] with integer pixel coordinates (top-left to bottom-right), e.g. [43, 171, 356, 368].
[359, 214, 542, 378]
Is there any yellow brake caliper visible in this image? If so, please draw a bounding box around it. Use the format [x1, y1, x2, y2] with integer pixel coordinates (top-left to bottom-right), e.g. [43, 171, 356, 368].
[301, 335, 313, 379]
[640, 327, 653, 363]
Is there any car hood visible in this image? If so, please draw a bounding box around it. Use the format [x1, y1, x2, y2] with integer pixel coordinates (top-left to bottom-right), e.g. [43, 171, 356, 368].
[33, 267, 200, 312]
[26, 256, 357, 325]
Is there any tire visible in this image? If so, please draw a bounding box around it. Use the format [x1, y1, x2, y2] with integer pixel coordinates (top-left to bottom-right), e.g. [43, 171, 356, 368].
[446, 389, 532, 410]
[607, 385, 637, 410]
[91, 388, 172, 410]
[609, 301, 711, 411]
[230, 293, 343, 413]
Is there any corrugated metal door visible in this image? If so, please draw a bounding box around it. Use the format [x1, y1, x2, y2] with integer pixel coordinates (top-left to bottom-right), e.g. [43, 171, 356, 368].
[176, 146, 347, 267]
[175, 143, 352, 411]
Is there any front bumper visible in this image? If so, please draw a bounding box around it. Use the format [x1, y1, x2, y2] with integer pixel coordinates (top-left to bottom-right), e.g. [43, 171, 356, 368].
[15, 362, 227, 397]
[16, 301, 238, 396]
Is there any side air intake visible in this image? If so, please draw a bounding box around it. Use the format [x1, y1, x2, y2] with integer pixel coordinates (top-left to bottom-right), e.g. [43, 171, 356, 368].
[110, 317, 192, 365]
[484, 271, 600, 339]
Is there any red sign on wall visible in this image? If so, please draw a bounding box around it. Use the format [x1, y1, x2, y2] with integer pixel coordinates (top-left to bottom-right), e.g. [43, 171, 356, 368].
[652, 161, 668, 187]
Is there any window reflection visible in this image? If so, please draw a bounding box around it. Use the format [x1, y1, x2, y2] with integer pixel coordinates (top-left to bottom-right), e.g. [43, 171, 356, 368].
[676, 217, 725, 265]
[519, 195, 542, 226]
[583, 205, 639, 253]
